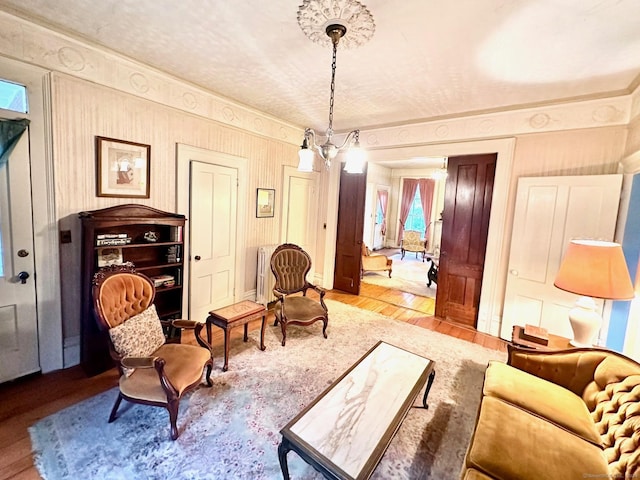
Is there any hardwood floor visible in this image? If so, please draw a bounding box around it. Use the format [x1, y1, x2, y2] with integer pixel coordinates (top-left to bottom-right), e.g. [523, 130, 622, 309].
[0, 286, 506, 480]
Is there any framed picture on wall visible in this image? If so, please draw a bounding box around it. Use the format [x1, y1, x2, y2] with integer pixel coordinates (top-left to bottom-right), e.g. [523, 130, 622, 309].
[96, 136, 150, 198]
[256, 188, 275, 218]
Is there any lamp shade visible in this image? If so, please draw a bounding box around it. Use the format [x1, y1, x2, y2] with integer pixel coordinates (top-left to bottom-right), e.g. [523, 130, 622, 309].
[297, 147, 315, 172]
[554, 240, 634, 300]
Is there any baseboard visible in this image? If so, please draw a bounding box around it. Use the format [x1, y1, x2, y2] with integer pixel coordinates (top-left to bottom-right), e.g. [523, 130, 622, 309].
[63, 335, 80, 368]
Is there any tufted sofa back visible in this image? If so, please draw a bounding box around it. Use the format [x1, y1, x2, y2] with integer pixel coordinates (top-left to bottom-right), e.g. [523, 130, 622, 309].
[270, 243, 311, 294]
[93, 270, 155, 330]
[585, 355, 640, 479]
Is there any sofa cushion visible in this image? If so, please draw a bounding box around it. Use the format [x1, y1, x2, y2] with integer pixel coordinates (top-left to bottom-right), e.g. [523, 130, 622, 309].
[466, 396, 609, 479]
[483, 360, 602, 446]
[461, 468, 494, 480]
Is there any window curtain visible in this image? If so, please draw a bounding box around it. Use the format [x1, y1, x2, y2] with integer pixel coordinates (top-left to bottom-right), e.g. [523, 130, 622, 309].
[418, 178, 435, 237]
[398, 178, 418, 242]
[377, 189, 388, 236]
[0, 119, 30, 166]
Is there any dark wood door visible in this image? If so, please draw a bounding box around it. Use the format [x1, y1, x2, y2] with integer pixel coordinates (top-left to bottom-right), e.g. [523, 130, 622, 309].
[333, 166, 367, 294]
[435, 154, 496, 327]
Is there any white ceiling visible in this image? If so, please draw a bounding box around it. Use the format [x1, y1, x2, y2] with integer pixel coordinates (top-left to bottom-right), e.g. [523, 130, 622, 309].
[2, 0, 640, 168]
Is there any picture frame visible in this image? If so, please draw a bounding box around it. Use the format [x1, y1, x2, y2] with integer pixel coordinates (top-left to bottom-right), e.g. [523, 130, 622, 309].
[97, 247, 124, 267]
[256, 188, 275, 218]
[96, 136, 150, 198]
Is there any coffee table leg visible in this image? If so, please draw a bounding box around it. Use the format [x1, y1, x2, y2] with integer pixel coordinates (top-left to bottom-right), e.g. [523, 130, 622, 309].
[278, 438, 291, 480]
[243, 323, 248, 342]
[222, 328, 230, 372]
[259, 314, 266, 351]
[422, 370, 436, 409]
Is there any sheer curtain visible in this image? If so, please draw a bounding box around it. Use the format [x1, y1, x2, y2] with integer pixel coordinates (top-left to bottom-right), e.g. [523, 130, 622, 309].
[418, 178, 435, 237]
[0, 119, 29, 166]
[398, 178, 418, 242]
[377, 189, 388, 236]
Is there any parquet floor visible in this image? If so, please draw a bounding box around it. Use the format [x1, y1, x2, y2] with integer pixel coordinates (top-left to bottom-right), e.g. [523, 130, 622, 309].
[0, 285, 507, 480]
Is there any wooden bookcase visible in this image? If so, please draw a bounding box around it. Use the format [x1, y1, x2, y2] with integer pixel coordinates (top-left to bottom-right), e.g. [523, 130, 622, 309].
[79, 204, 186, 376]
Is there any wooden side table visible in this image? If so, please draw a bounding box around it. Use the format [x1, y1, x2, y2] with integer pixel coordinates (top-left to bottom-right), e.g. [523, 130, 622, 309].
[206, 300, 267, 371]
[511, 325, 572, 350]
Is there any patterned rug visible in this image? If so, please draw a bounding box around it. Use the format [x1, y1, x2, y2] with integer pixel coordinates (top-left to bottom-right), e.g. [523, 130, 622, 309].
[362, 252, 437, 298]
[29, 300, 505, 480]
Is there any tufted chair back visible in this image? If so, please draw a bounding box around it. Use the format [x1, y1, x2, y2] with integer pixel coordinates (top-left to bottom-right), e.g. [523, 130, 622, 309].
[270, 243, 312, 294]
[93, 264, 155, 330]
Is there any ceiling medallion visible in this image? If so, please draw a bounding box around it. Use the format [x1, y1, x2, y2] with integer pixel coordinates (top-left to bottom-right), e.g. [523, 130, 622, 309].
[296, 0, 375, 174]
[297, 0, 375, 50]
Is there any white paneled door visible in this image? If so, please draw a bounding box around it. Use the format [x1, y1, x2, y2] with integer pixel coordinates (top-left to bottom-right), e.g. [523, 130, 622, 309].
[189, 161, 238, 323]
[501, 174, 622, 340]
[281, 166, 318, 281]
[0, 127, 39, 383]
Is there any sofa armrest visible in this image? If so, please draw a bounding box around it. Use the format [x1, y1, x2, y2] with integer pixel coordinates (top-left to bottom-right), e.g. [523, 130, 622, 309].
[507, 344, 610, 396]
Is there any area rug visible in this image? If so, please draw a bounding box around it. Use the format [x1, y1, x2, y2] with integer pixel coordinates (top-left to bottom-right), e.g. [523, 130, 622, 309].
[29, 300, 505, 480]
[362, 252, 437, 298]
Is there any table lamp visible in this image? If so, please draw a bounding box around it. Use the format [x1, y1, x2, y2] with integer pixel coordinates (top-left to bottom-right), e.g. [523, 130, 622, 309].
[554, 239, 634, 346]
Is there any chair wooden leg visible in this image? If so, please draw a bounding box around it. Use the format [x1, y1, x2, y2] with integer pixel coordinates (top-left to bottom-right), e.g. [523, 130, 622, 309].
[108, 392, 123, 423]
[205, 362, 213, 387]
[280, 322, 287, 347]
[168, 400, 180, 440]
[322, 319, 328, 339]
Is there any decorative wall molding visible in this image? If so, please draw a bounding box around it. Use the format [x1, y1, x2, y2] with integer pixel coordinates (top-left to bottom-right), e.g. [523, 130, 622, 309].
[0, 11, 302, 145]
[1, 10, 639, 153]
[360, 96, 632, 149]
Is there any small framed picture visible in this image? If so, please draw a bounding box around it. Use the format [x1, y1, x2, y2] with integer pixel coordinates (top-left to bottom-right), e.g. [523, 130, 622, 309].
[96, 136, 150, 198]
[97, 247, 124, 267]
[256, 188, 275, 218]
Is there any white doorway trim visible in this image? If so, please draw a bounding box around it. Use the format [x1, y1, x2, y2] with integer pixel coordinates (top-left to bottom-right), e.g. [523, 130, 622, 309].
[323, 137, 516, 336]
[0, 56, 63, 373]
[176, 144, 248, 317]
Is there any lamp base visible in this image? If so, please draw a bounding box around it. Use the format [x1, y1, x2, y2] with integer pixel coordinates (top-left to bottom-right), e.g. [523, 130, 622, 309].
[567, 296, 601, 347]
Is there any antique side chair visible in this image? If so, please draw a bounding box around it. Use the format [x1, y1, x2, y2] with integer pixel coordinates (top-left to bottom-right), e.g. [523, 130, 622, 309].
[270, 243, 329, 346]
[92, 264, 213, 440]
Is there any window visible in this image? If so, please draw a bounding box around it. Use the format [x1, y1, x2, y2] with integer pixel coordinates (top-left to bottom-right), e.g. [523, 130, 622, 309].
[405, 189, 425, 233]
[0, 79, 28, 113]
[375, 200, 384, 224]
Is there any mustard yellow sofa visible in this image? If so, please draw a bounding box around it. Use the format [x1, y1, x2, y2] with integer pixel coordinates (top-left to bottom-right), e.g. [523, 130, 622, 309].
[461, 345, 640, 480]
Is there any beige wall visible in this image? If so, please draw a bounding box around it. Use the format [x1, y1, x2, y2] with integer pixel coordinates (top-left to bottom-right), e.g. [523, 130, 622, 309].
[52, 74, 301, 339]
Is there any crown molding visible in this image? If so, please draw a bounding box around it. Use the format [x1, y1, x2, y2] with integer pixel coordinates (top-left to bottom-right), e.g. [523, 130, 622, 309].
[0, 10, 635, 150]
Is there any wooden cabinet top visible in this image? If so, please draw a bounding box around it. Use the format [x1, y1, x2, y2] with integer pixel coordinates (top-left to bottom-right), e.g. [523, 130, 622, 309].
[79, 204, 185, 221]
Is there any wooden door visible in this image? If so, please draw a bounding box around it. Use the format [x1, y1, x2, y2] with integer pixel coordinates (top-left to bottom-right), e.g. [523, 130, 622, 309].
[333, 166, 367, 294]
[435, 154, 496, 327]
[501, 174, 622, 339]
[281, 166, 318, 281]
[189, 161, 238, 321]
[0, 126, 39, 382]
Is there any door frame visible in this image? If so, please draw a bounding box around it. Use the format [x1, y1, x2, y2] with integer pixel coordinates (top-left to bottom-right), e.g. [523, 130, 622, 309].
[176, 144, 248, 317]
[324, 137, 516, 336]
[0, 57, 63, 373]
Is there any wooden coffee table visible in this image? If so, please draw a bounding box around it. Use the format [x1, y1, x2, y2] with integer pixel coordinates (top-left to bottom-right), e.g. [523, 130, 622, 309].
[206, 300, 267, 371]
[278, 341, 436, 480]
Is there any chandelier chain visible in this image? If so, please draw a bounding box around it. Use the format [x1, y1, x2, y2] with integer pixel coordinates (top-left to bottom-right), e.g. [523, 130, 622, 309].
[327, 39, 338, 138]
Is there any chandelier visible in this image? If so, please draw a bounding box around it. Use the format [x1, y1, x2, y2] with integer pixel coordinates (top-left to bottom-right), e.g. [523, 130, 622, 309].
[296, 0, 375, 174]
[430, 158, 449, 181]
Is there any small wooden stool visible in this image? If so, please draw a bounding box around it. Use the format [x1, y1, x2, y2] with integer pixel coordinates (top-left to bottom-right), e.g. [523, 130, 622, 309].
[206, 300, 267, 371]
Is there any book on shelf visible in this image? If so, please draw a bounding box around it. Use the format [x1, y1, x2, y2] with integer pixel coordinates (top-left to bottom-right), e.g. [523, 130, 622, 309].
[96, 237, 131, 246]
[166, 245, 182, 263]
[97, 247, 124, 267]
[170, 226, 183, 242]
[150, 274, 175, 288]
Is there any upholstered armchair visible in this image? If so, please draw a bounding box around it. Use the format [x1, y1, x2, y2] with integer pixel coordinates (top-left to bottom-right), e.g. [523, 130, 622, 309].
[361, 244, 392, 278]
[92, 264, 213, 440]
[401, 230, 427, 261]
[270, 243, 329, 346]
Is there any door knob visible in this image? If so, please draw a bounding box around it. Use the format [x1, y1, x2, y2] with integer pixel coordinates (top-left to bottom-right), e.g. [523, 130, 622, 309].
[194, 255, 201, 261]
[18, 271, 30, 284]
[510, 269, 518, 276]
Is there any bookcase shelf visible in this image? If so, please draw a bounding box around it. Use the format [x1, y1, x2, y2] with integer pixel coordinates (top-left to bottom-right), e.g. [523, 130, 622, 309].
[79, 204, 186, 376]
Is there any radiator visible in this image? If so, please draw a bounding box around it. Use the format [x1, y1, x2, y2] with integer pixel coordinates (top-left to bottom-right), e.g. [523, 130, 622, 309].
[256, 244, 280, 306]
